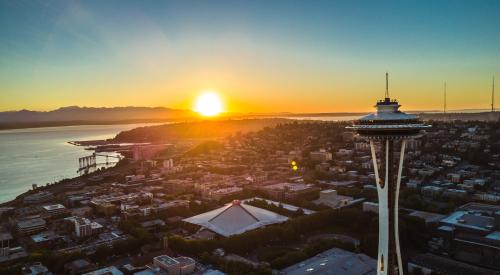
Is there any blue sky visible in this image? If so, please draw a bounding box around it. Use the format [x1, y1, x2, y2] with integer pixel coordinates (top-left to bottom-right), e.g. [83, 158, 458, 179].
[1, 0, 499, 112]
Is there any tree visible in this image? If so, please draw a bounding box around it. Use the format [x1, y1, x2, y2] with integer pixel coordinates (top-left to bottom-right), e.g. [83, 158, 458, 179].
[411, 267, 424, 275]
[92, 245, 112, 264]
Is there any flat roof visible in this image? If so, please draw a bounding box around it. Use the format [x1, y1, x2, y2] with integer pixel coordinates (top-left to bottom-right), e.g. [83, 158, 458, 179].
[25, 191, 52, 198]
[422, 186, 443, 191]
[457, 202, 500, 214]
[91, 222, 103, 230]
[323, 180, 358, 187]
[134, 268, 157, 275]
[42, 204, 65, 211]
[176, 256, 195, 266]
[82, 266, 123, 275]
[154, 255, 179, 266]
[140, 219, 165, 228]
[25, 264, 49, 274]
[441, 211, 494, 232]
[17, 218, 46, 229]
[0, 233, 13, 241]
[411, 253, 497, 275]
[69, 259, 92, 268]
[264, 182, 315, 191]
[30, 231, 57, 243]
[409, 211, 445, 223]
[438, 225, 454, 232]
[486, 231, 500, 241]
[203, 270, 226, 275]
[281, 247, 376, 275]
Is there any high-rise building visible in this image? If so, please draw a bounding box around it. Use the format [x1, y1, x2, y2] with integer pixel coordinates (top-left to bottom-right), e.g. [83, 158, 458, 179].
[348, 73, 430, 275]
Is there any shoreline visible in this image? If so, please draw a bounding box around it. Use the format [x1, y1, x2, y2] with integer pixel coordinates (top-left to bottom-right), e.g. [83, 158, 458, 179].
[0, 150, 127, 207]
[0, 119, 176, 131]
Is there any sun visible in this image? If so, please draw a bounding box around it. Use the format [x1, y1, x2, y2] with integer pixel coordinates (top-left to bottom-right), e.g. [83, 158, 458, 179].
[194, 91, 223, 117]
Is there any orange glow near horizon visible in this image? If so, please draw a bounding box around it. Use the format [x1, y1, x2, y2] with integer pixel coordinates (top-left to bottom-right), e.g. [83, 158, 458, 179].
[194, 91, 224, 116]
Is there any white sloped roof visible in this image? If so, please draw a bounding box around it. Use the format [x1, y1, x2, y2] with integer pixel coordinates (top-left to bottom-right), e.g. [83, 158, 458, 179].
[183, 201, 288, 237]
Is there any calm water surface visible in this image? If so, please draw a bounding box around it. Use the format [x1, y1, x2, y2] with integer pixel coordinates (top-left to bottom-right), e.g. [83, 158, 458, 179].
[0, 123, 158, 203]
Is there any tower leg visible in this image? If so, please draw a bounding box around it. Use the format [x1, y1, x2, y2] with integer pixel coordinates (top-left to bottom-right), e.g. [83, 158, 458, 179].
[370, 139, 406, 275]
[370, 140, 389, 275]
[395, 140, 406, 275]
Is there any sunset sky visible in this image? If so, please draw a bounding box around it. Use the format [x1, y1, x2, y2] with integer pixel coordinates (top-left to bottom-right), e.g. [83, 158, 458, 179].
[1, 0, 499, 113]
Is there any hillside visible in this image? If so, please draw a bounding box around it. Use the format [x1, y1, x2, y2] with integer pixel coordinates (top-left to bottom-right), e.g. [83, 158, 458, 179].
[112, 118, 290, 142]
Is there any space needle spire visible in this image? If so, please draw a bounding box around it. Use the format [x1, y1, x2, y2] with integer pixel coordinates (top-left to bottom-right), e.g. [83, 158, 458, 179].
[348, 73, 430, 275]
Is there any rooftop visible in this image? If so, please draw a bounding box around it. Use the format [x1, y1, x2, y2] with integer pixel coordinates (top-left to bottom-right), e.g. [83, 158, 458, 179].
[154, 255, 180, 266]
[31, 231, 58, 243]
[281, 247, 376, 275]
[242, 197, 315, 215]
[17, 218, 46, 229]
[263, 182, 315, 192]
[69, 259, 93, 269]
[486, 231, 500, 241]
[23, 263, 50, 275]
[409, 210, 446, 224]
[0, 232, 13, 242]
[203, 270, 226, 275]
[140, 219, 166, 228]
[438, 225, 454, 232]
[42, 204, 66, 211]
[82, 266, 123, 275]
[441, 211, 495, 232]
[457, 202, 500, 215]
[411, 253, 498, 275]
[176, 256, 196, 266]
[183, 200, 288, 237]
[24, 191, 53, 199]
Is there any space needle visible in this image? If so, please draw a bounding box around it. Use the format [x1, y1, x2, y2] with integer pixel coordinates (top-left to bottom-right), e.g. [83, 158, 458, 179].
[348, 73, 430, 275]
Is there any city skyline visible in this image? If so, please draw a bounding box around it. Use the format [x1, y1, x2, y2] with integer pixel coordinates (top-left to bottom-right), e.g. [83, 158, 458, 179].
[1, 0, 500, 113]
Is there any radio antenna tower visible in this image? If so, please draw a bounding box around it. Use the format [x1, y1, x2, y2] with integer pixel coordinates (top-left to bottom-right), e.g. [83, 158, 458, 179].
[444, 82, 447, 115]
[492, 76, 495, 112]
[385, 72, 390, 99]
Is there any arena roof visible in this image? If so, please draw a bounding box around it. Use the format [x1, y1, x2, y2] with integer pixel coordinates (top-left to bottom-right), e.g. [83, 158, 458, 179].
[183, 200, 288, 237]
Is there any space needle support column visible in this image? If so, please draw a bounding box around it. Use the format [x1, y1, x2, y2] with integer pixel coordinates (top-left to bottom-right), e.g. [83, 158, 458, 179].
[369, 140, 380, 186]
[349, 74, 429, 275]
[370, 140, 390, 275]
[395, 139, 406, 275]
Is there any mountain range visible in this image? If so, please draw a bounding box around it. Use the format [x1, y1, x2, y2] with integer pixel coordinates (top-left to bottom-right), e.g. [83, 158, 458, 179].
[0, 106, 197, 123]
